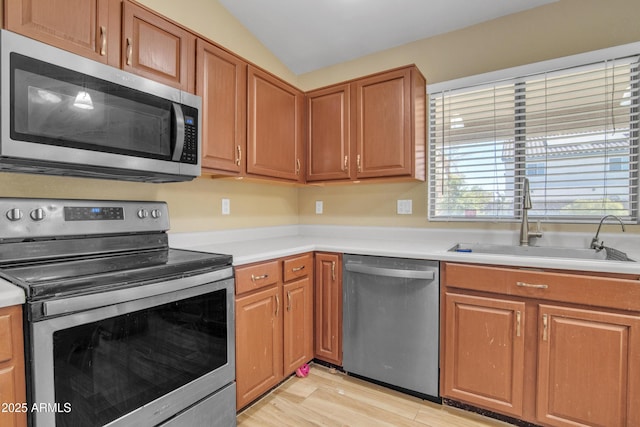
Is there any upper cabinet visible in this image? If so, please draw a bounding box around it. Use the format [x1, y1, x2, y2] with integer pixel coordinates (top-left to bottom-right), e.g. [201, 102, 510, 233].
[306, 84, 352, 181]
[197, 38, 247, 176]
[247, 65, 304, 182]
[122, 1, 195, 92]
[306, 65, 426, 183]
[355, 66, 425, 180]
[5, 0, 195, 92]
[4, 0, 122, 66]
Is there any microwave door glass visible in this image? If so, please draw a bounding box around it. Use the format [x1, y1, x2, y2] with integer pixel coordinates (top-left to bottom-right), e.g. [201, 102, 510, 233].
[12, 53, 172, 160]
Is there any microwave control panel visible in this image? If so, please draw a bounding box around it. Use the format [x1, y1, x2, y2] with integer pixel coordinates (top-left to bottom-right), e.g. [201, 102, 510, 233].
[180, 113, 198, 165]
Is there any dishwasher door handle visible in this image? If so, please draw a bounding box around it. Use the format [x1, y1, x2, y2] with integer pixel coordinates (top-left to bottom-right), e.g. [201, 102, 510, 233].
[345, 263, 435, 280]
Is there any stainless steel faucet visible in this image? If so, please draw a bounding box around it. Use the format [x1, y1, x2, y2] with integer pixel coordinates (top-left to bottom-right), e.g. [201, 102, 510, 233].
[519, 178, 542, 246]
[590, 215, 626, 250]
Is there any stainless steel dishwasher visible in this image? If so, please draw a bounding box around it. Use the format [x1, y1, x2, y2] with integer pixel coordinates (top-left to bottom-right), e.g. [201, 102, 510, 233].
[342, 254, 439, 399]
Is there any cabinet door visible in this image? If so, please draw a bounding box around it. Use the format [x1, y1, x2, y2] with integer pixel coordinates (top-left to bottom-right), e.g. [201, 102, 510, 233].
[355, 68, 412, 179]
[443, 292, 525, 418]
[5, 0, 121, 66]
[283, 277, 313, 376]
[196, 38, 247, 175]
[314, 252, 342, 365]
[537, 305, 640, 427]
[0, 305, 26, 427]
[306, 84, 352, 181]
[247, 66, 304, 182]
[235, 285, 283, 410]
[122, 1, 195, 92]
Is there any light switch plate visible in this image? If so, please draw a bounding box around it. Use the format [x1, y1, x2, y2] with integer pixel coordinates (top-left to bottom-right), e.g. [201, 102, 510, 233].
[315, 200, 323, 214]
[221, 198, 230, 215]
[397, 199, 412, 215]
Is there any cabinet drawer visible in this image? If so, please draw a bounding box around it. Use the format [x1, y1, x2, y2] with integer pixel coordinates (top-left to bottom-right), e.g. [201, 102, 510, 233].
[444, 262, 640, 312]
[235, 261, 280, 295]
[283, 253, 313, 282]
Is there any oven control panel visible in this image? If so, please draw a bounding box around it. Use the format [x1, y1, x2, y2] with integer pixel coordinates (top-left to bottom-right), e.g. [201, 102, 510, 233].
[0, 198, 170, 240]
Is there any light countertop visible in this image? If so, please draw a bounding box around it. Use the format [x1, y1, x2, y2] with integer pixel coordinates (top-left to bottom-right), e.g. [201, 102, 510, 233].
[3, 224, 638, 308]
[0, 278, 25, 309]
[169, 225, 640, 276]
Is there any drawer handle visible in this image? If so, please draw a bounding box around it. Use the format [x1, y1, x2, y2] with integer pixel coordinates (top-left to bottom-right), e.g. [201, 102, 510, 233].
[292, 265, 305, 273]
[251, 274, 269, 282]
[516, 281, 548, 289]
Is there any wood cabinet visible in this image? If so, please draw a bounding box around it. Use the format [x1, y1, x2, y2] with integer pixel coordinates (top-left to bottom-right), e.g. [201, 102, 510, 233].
[247, 65, 304, 182]
[196, 38, 247, 176]
[306, 66, 426, 183]
[314, 252, 342, 365]
[306, 84, 352, 181]
[235, 253, 313, 410]
[0, 305, 27, 427]
[537, 304, 640, 427]
[4, 0, 121, 66]
[235, 283, 282, 410]
[443, 293, 525, 418]
[122, 1, 195, 92]
[282, 254, 314, 375]
[441, 262, 640, 427]
[355, 66, 425, 180]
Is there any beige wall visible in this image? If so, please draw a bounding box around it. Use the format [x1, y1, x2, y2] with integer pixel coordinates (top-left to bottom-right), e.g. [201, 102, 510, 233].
[297, 0, 640, 234]
[2, 0, 640, 233]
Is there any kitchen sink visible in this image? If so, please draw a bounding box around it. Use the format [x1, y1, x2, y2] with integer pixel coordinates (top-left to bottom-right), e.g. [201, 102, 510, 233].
[449, 243, 635, 262]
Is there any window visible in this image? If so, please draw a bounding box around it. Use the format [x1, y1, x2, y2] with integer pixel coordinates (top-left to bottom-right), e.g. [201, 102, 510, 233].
[429, 47, 639, 223]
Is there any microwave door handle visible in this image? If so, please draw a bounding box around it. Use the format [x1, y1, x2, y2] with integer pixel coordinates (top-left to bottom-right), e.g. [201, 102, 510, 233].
[172, 103, 186, 161]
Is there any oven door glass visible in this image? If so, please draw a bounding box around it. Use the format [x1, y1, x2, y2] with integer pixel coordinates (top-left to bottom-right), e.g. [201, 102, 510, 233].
[11, 52, 174, 160]
[50, 288, 228, 426]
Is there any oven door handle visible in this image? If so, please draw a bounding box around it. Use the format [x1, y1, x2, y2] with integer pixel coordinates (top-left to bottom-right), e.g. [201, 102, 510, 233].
[40, 266, 233, 318]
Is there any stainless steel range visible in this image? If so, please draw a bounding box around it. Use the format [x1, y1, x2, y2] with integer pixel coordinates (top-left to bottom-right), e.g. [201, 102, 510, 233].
[0, 198, 236, 427]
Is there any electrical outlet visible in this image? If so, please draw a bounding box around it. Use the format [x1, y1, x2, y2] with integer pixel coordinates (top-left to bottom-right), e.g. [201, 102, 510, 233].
[315, 200, 323, 214]
[221, 198, 230, 215]
[397, 199, 412, 215]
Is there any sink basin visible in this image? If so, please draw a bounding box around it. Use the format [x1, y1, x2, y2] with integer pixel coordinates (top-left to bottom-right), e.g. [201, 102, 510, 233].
[448, 243, 634, 261]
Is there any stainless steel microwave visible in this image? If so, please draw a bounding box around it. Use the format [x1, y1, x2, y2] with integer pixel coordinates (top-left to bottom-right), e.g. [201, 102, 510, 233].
[0, 30, 202, 183]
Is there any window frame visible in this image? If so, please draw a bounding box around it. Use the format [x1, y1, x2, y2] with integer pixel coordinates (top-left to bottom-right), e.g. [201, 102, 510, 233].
[428, 42, 640, 224]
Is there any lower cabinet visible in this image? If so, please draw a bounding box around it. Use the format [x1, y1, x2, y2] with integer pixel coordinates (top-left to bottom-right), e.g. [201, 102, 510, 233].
[536, 305, 640, 427]
[0, 305, 27, 427]
[442, 262, 640, 427]
[235, 253, 314, 410]
[314, 252, 343, 365]
[235, 285, 282, 410]
[443, 293, 525, 418]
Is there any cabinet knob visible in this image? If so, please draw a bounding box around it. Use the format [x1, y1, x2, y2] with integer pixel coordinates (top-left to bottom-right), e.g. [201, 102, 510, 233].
[30, 208, 45, 221]
[6, 208, 23, 221]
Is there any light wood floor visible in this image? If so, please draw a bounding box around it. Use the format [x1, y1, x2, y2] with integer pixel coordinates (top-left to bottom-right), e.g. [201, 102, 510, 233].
[237, 364, 511, 427]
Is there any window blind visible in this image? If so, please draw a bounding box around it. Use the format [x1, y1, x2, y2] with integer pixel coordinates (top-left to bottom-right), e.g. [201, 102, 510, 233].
[429, 56, 639, 223]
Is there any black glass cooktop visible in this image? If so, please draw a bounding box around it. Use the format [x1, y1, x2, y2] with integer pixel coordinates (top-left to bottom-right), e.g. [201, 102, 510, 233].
[0, 248, 232, 300]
